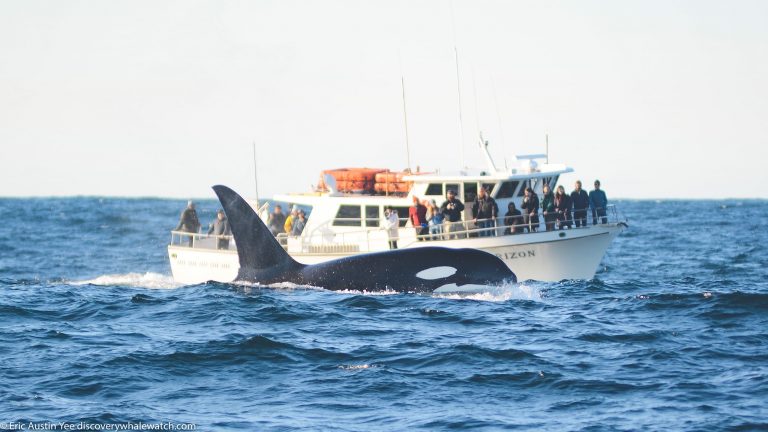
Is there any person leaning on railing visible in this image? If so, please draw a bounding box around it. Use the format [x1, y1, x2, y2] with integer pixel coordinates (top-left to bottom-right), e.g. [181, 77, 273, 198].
[504, 202, 524, 235]
[175, 200, 201, 247]
[521, 187, 540, 232]
[570, 181, 590, 228]
[207, 209, 231, 250]
[440, 189, 465, 239]
[541, 184, 556, 231]
[472, 186, 498, 237]
[554, 185, 573, 229]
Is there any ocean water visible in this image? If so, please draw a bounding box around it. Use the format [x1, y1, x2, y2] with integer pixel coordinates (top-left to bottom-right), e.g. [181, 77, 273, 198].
[0, 198, 766, 431]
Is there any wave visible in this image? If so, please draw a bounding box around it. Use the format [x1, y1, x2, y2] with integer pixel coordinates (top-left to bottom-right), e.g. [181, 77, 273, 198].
[432, 282, 543, 302]
[69, 272, 182, 289]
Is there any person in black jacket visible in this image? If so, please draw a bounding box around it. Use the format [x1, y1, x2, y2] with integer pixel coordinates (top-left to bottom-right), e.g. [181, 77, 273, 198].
[440, 189, 465, 239]
[504, 202, 524, 235]
[570, 180, 590, 228]
[207, 209, 231, 250]
[554, 185, 572, 229]
[175, 200, 201, 246]
[472, 186, 499, 237]
[520, 187, 540, 232]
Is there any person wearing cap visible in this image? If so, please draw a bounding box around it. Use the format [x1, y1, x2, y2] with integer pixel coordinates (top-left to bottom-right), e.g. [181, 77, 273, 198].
[570, 180, 590, 228]
[208, 209, 231, 250]
[284, 205, 299, 235]
[440, 189, 465, 239]
[175, 200, 201, 246]
[589, 180, 608, 225]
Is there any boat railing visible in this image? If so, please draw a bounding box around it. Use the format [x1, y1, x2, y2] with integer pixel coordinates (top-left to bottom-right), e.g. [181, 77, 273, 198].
[169, 205, 624, 254]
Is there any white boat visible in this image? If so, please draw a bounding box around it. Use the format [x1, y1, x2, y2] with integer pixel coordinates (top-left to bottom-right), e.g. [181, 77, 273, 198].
[168, 144, 626, 284]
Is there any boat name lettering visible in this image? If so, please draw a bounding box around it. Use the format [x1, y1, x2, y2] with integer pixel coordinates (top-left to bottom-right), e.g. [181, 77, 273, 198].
[496, 250, 536, 260]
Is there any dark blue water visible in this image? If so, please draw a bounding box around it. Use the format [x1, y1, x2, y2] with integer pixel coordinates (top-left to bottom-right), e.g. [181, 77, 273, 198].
[1, 198, 766, 431]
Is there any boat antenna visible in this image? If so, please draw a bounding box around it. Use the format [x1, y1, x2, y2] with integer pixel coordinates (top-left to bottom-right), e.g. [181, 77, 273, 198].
[451, 0, 465, 170]
[401, 75, 412, 172]
[252, 141, 260, 207]
[545, 134, 549, 164]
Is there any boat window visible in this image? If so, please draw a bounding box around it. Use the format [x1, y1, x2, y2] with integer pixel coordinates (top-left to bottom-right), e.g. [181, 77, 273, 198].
[365, 206, 379, 227]
[482, 182, 496, 195]
[464, 182, 477, 202]
[392, 206, 410, 227]
[425, 183, 442, 196]
[496, 181, 520, 199]
[333, 205, 361, 227]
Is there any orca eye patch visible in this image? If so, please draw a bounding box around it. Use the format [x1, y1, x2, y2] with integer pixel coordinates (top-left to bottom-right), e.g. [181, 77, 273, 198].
[416, 266, 457, 280]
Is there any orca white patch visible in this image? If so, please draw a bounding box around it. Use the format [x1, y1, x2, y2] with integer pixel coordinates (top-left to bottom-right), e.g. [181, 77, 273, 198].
[416, 266, 457, 280]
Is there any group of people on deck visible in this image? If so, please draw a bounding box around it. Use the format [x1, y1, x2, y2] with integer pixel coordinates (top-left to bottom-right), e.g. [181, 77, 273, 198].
[266, 204, 307, 237]
[505, 179, 608, 234]
[392, 179, 608, 246]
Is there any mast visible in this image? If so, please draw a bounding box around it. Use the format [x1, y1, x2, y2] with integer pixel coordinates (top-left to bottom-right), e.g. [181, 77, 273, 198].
[451, 0, 465, 170]
[401, 76, 412, 172]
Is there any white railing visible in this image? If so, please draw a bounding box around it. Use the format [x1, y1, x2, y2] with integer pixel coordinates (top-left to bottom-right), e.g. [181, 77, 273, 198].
[170, 205, 625, 253]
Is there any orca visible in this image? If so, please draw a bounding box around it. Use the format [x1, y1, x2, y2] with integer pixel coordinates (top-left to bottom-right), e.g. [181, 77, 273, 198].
[213, 185, 516, 293]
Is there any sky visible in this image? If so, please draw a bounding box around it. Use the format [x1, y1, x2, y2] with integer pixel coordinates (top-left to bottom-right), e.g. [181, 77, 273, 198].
[1, 0, 767, 199]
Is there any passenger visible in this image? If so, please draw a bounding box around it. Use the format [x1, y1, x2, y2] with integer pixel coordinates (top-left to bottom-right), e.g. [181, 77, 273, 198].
[541, 183, 556, 231]
[589, 180, 608, 225]
[570, 180, 590, 228]
[384, 206, 399, 249]
[472, 186, 498, 237]
[440, 189, 466, 239]
[408, 196, 429, 241]
[427, 199, 445, 240]
[207, 209, 231, 250]
[554, 185, 573, 229]
[520, 187, 540, 232]
[291, 210, 306, 236]
[175, 200, 201, 247]
[267, 204, 286, 236]
[504, 202, 524, 235]
[284, 205, 299, 235]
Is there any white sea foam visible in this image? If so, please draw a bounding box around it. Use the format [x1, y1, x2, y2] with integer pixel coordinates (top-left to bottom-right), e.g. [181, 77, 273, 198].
[70, 272, 183, 289]
[338, 364, 379, 371]
[431, 282, 543, 302]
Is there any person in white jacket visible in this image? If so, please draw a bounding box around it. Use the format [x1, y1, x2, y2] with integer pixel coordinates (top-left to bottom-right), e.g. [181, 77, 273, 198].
[384, 206, 400, 249]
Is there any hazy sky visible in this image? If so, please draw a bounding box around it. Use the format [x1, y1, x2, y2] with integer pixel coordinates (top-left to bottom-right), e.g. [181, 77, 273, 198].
[1, 0, 767, 199]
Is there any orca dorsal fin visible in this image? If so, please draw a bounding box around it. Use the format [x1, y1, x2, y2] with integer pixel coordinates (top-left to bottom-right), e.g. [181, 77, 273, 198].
[212, 185, 299, 273]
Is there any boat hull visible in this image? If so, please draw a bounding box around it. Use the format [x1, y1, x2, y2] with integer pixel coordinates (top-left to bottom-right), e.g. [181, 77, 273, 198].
[168, 223, 624, 284]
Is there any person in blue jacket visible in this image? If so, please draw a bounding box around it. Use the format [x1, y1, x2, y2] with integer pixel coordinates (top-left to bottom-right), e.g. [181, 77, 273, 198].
[589, 180, 608, 225]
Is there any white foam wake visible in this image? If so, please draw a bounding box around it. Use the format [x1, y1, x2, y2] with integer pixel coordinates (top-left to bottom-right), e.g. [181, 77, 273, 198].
[70, 272, 183, 289]
[432, 282, 543, 302]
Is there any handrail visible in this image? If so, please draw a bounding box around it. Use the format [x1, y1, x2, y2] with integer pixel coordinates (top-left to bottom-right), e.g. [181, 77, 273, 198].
[170, 205, 625, 252]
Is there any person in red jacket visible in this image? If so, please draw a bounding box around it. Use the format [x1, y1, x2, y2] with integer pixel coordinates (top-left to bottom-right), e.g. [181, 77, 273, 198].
[408, 196, 428, 241]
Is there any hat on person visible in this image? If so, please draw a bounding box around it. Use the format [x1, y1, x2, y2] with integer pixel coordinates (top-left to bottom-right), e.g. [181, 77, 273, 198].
[447, 189, 456, 195]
